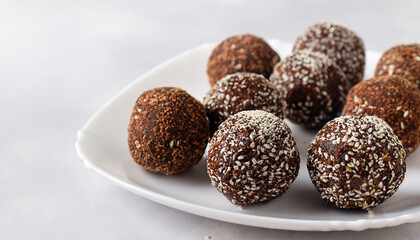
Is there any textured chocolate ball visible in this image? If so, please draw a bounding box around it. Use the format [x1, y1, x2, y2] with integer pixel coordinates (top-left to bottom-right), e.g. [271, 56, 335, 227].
[203, 72, 284, 133]
[207, 110, 300, 205]
[128, 87, 209, 175]
[307, 115, 406, 210]
[270, 50, 350, 128]
[293, 21, 365, 87]
[207, 34, 280, 87]
[343, 76, 420, 155]
[375, 44, 420, 89]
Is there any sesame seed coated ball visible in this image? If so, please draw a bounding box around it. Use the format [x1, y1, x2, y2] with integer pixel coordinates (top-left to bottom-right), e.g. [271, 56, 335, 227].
[128, 87, 209, 175]
[293, 21, 365, 87]
[343, 76, 420, 155]
[375, 43, 420, 89]
[207, 34, 280, 87]
[307, 115, 406, 210]
[207, 110, 300, 205]
[270, 50, 350, 128]
[203, 72, 284, 134]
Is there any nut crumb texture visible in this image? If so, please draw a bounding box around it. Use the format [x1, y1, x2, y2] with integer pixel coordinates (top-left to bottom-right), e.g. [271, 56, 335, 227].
[375, 43, 420, 89]
[128, 87, 209, 175]
[207, 34, 280, 86]
[343, 76, 420, 155]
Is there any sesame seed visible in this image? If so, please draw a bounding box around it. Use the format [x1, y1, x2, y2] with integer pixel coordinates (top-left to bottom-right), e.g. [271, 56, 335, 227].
[307, 115, 406, 210]
[206, 110, 300, 205]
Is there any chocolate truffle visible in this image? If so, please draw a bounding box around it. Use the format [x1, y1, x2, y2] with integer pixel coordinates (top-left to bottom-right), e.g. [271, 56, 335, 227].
[207, 110, 300, 205]
[293, 21, 365, 87]
[307, 115, 406, 210]
[207, 34, 280, 87]
[128, 87, 209, 175]
[270, 50, 350, 128]
[203, 72, 283, 133]
[375, 44, 420, 89]
[343, 76, 420, 155]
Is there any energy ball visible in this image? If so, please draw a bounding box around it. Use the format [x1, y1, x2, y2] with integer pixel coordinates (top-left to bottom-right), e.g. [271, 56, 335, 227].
[128, 87, 209, 175]
[207, 110, 300, 205]
[375, 44, 420, 89]
[203, 72, 283, 134]
[293, 21, 365, 87]
[207, 34, 280, 87]
[270, 50, 350, 128]
[343, 76, 420, 155]
[307, 115, 406, 210]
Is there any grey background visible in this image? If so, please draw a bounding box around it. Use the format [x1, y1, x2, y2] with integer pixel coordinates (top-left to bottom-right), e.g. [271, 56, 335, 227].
[1, 0, 419, 239]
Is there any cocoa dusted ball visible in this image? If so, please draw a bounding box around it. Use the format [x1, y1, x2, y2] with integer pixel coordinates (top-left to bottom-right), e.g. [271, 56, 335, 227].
[207, 34, 280, 87]
[293, 21, 365, 87]
[128, 87, 209, 175]
[207, 110, 300, 205]
[270, 50, 350, 128]
[375, 44, 420, 89]
[307, 115, 406, 210]
[203, 72, 284, 133]
[343, 76, 420, 155]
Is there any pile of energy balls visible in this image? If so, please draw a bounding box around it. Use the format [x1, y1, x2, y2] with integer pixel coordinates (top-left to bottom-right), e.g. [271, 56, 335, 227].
[127, 21, 420, 210]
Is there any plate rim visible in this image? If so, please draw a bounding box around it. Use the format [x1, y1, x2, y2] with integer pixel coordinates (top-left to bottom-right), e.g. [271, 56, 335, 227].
[75, 41, 420, 231]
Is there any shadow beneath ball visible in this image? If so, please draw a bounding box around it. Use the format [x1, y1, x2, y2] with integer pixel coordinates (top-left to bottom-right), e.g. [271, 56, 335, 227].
[376, 195, 420, 213]
[172, 156, 211, 186]
[123, 154, 211, 191]
[237, 182, 330, 216]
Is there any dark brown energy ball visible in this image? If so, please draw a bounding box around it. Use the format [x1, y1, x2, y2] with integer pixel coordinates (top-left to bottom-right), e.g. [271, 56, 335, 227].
[128, 87, 209, 175]
[207, 110, 300, 205]
[270, 50, 350, 128]
[307, 115, 406, 210]
[203, 72, 283, 133]
[375, 44, 420, 89]
[343, 76, 420, 155]
[207, 34, 280, 87]
[293, 21, 365, 87]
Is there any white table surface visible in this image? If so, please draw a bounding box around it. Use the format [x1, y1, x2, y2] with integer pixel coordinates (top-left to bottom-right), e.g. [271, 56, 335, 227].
[1, 0, 419, 239]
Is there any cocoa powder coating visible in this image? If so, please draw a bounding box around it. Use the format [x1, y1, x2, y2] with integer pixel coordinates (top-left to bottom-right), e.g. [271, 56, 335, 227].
[375, 44, 420, 89]
[128, 87, 209, 175]
[207, 34, 280, 87]
[343, 76, 420, 155]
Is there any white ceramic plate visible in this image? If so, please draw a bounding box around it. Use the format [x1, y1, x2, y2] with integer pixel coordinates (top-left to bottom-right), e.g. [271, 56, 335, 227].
[76, 40, 420, 231]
